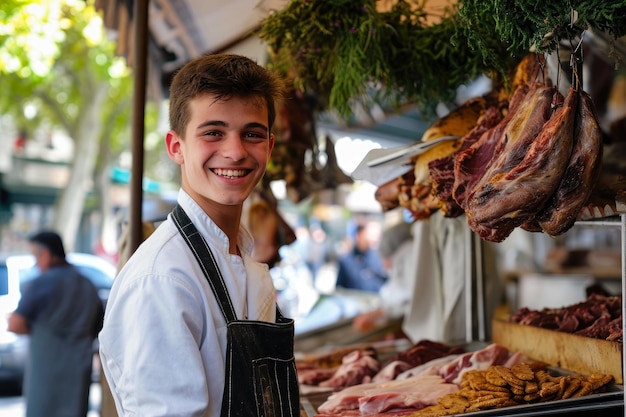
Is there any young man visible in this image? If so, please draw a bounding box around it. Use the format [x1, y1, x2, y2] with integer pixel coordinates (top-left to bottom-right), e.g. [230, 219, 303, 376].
[9, 231, 104, 417]
[99, 54, 300, 416]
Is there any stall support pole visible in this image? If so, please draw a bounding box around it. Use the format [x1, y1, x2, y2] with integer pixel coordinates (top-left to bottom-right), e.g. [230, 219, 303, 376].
[129, 0, 150, 254]
[465, 224, 487, 343]
[620, 214, 626, 416]
[465, 224, 473, 342]
[474, 232, 486, 341]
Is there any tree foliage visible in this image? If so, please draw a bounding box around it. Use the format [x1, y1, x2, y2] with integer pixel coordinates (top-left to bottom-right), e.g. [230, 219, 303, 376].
[0, 0, 132, 147]
[0, 0, 138, 250]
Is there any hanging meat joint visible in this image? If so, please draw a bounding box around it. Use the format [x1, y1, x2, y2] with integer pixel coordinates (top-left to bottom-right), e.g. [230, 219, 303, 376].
[536, 89, 604, 236]
[370, 51, 611, 240]
[464, 84, 576, 242]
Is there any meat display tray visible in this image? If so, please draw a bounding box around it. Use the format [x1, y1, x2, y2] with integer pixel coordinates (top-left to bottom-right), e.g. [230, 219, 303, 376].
[456, 389, 623, 416]
[299, 383, 624, 416]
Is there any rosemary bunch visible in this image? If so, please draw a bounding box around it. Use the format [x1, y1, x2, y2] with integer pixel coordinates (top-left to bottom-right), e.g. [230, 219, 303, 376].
[457, 0, 626, 61]
[259, 0, 517, 118]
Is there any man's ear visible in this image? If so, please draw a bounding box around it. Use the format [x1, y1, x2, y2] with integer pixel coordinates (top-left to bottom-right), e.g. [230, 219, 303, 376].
[165, 131, 183, 164]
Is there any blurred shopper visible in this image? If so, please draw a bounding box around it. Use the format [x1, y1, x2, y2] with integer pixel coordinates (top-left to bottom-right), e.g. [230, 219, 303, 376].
[9, 230, 104, 417]
[335, 223, 388, 293]
[99, 54, 300, 417]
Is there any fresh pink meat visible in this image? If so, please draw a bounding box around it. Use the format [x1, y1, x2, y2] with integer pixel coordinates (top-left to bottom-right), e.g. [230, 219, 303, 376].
[316, 374, 457, 414]
[395, 354, 462, 380]
[371, 361, 413, 383]
[438, 343, 511, 385]
[358, 375, 459, 415]
[319, 349, 381, 390]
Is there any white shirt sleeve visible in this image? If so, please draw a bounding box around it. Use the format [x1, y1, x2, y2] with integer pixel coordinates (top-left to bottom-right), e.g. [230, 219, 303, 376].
[100, 273, 214, 417]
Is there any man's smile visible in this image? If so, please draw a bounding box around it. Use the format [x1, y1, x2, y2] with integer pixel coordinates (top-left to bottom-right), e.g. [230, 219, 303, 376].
[212, 168, 249, 178]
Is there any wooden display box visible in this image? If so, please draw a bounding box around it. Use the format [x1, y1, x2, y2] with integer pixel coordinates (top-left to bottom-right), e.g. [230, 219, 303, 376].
[492, 318, 623, 384]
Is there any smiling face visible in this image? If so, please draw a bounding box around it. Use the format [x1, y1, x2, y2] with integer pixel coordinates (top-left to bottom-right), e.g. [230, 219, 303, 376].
[166, 93, 274, 216]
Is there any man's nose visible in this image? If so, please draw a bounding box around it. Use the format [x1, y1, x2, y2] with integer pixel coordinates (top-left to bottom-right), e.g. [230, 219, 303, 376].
[222, 136, 247, 161]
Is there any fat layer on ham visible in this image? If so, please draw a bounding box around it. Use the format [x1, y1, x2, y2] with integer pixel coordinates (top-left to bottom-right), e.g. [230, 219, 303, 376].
[316, 374, 458, 415]
[357, 375, 459, 415]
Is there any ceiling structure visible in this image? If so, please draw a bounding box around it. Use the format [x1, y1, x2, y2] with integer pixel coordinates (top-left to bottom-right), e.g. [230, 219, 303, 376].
[92, 0, 485, 250]
[94, 0, 458, 146]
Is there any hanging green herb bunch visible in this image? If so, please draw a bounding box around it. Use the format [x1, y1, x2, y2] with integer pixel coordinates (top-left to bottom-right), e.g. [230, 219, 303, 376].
[457, 0, 626, 68]
[258, 0, 518, 118]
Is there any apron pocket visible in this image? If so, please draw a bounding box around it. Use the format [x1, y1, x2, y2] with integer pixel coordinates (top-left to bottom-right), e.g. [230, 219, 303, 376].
[252, 357, 299, 417]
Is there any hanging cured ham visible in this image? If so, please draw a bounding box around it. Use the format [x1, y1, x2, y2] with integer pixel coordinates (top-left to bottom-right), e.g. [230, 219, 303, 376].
[536, 89, 604, 235]
[452, 82, 534, 211]
[430, 102, 506, 217]
[466, 86, 577, 242]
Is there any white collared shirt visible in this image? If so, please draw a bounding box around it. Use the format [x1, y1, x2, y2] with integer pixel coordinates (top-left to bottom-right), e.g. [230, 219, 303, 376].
[99, 190, 276, 417]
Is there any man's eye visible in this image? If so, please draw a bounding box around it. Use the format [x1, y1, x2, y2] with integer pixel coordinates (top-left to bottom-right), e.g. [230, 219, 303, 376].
[244, 132, 265, 139]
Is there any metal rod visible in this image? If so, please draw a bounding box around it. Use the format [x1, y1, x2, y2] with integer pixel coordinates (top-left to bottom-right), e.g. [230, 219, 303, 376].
[465, 223, 474, 342]
[474, 232, 486, 341]
[574, 219, 623, 228]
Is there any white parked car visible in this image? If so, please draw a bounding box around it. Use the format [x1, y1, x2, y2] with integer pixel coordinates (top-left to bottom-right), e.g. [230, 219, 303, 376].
[0, 253, 116, 391]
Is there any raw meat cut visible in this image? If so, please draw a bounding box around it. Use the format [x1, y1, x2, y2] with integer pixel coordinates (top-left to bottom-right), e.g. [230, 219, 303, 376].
[437, 343, 514, 385]
[373, 340, 464, 382]
[371, 361, 413, 383]
[319, 349, 381, 390]
[395, 354, 462, 380]
[316, 374, 458, 415]
[374, 177, 403, 212]
[510, 294, 622, 342]
[357, 375, 459, 415]
[399, 96, 488, 220]
[314, 344, 523, 416]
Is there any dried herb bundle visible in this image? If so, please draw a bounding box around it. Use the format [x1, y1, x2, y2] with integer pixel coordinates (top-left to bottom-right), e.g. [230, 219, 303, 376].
[457, 0, 626, 68]
[258, 0, 626, 118]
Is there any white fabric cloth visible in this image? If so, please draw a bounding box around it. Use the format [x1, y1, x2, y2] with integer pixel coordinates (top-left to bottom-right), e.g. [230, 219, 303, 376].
[99, 190, 276, 417]
[401, 211, 502, 344]
[379, 236, 417, 319]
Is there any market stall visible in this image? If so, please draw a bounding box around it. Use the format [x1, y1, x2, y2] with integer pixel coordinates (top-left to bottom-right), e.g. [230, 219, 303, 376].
[254, 1, 626, 416]
[96, 0, 626, 415]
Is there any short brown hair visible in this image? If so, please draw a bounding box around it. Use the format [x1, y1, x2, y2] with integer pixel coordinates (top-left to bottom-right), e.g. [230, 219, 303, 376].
[168, 53, 285, 136]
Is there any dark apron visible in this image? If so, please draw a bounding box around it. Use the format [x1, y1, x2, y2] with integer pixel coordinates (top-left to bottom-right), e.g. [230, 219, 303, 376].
[172, 205, 300, 417]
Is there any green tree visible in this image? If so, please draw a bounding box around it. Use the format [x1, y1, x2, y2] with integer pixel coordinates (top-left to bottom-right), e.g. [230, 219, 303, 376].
[0, 0, 138, 250]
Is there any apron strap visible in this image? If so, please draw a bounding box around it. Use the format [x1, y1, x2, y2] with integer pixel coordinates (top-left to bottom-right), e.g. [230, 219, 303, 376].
[171, 204, 238, 323]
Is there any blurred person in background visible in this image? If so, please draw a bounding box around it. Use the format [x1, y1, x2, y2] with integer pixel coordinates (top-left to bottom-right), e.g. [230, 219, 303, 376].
[335, 222, 388, 293]
[9, 230, 104, 417]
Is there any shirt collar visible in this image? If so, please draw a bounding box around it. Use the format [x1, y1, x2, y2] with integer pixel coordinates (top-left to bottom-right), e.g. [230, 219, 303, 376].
[175, 189, 255, 256]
